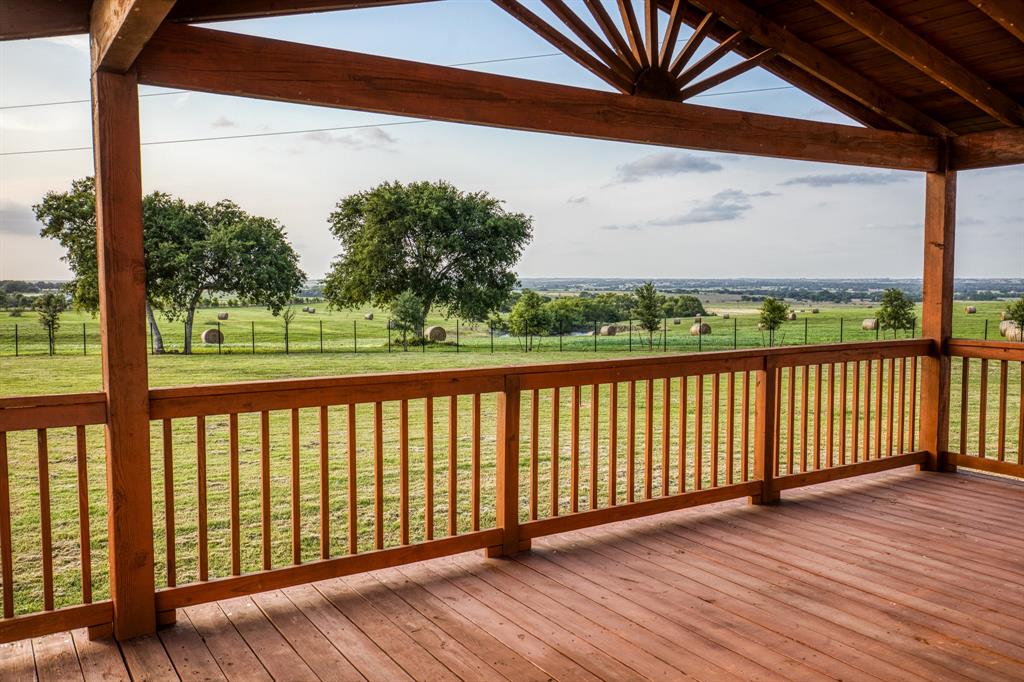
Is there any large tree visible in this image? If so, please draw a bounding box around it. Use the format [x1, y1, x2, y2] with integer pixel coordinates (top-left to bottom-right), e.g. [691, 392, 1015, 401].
[322, 180, 532, 324]
[877, 288, 915, 338]
[34, 178, 305, 354]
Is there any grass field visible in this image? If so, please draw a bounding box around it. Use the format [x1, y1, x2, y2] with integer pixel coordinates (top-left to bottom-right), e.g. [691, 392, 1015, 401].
[0, 299, 1019, 617]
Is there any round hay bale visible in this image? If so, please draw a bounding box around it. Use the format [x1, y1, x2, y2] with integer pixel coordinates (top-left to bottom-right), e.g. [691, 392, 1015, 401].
[216, 312, 229, 321]
[364, 313, 374, 320]
[811, 308, 820, 314]
[673, 318, 681, 325]
[201, 328, 224, 345]
[599, 325, 617, 336]
[1007, 324, 1023, 343]
[1000, 320, 1019, 338]
[786, 312, 797, 321]
[426, 325, 447, 343]
[302, 307, 309, 313]
[722, 313, 730, 320]
[307, 308, 316, 314]
[1000, 311, 1008, 321]
[758, 322, 767, 331]
[964, 306, 977, 314]
[690, 322, 711, 336]
[862, 318, 878, 331]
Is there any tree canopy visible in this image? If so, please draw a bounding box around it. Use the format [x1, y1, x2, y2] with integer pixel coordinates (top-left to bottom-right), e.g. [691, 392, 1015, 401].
[34, 293, 66, 355]
[322, 181, 532, 322]
[390, 290, 425, 347]
[877, 288, 915, 337]
[508, 290, 550, 350]
[633, 282, 662, 348]
[759, 297, 790, 346]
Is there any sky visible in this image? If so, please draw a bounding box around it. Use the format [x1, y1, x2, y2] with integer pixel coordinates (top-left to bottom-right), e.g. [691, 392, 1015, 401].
[1, 1, 1021, 282]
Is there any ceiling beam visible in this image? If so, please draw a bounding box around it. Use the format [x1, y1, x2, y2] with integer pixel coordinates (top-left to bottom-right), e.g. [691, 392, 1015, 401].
[812, 0, 1024, 127]
[950, 128, 1024, 170]
[688, 0, 952, 136]
[91, 0, 177, 73]
[965, 0, 1024, 42]
[134, 24, 939, 171]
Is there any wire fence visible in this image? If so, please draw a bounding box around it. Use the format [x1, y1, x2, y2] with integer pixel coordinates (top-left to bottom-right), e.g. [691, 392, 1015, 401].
[0, 313, 1013, 357]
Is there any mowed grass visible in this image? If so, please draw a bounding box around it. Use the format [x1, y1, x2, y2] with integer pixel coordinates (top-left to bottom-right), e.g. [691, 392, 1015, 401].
[0, 300, 1020, 616]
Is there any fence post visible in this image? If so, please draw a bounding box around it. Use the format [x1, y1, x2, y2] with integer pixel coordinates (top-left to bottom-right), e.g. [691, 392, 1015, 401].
[421, 325, 425, 353]
[804, 318, 808, 345]
[251, 321, 255, 354]
[456, 319, 459, 353]
[14, 324, 18, 357]
[733, 318, 738, 349]
[353, 320, 357, 353]
[594, 321, 598, 352]
[388, 321, 391, 353]
[490, 322, 494, 353]
[320, 320, 324, 353]
[698, 325, 703, 352]
[751, 359, 780, 505]
[983, 319, 988, 340]
[662, 317, 667, 351]
[628, 319, 632, 352]
[558, 321, 562, 352]
[217, 321, 222, 354]
[83, 323, 87, 355]
[840, 318, 844, 342]
[285, 322, 289, 354]
[488, 374, 525, 557]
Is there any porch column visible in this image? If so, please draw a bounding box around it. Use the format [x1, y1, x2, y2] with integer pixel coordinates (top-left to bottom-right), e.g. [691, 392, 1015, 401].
[919, 168, 957, 472]
[93, 69, 157, 638]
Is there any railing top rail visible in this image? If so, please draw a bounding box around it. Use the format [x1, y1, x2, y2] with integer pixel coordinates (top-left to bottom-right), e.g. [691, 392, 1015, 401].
[144, 339, 933, 418]
[946, 338, 1024, 361]
[0, 392, 107, 432]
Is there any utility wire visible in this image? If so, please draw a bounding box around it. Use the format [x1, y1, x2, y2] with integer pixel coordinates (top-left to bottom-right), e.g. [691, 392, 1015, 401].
[1, 83, 796, 157]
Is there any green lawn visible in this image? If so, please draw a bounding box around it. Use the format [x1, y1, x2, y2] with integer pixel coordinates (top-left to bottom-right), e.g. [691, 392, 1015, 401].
[0, 299, 1019, 617]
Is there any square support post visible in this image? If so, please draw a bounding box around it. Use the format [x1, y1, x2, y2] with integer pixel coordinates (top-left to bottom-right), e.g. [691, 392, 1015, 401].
[751, 360, 780, 504]
[919, 168, 957, 472]
[93, 68, 157, 639]
[488, 375, 528, 557]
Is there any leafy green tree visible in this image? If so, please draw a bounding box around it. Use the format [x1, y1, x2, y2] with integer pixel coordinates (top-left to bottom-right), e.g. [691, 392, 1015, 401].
[322, 180, 532, 323]
[34, 293, 66, 355]
[877, 288, 915, 338]
[759, 297, 790, 347]
[508, 289, 550, 350]
[633, 282, 663, 349]
[391, 290, 425, 348]
[0, 289, 8, 310]
[662, 294, 706, 318]
[34, 178, 305, 355]
[1005, 297, 1024, 341]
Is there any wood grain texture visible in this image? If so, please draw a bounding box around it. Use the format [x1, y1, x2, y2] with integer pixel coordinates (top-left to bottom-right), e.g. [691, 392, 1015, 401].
[90, 0, 176, 73]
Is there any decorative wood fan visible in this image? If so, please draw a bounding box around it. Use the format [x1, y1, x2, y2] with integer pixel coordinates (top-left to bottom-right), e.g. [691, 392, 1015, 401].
[494, 0, 776, 101]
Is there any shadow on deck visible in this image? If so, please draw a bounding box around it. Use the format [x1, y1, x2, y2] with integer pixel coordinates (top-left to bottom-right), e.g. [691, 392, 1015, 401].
[4, 467, 1023, 681]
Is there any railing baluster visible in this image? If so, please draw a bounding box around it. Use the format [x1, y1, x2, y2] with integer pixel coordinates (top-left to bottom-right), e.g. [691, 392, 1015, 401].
[162, 419, 175, 587]
[76, 426, 92, 603]
[800, 366, 809, 473]
[909, 356, 918, 451]
[230, 413, 241, 575]
[37, 429, 53, 610]
[590, 384, 600, 509]
[874, 359, 883, 459]
[0, 431, 11, 617]
[530, 389, 539, 520]
[727, 372, 736, 484]
[472, 393, 481, 531]
[260, 411, 271, 570]
[290, 408, 300, 564]
[679, 376, 688, 491]
[374, 401, 384, 549]
[711, 374, 720, 487]
[1018, 361, 1023, 463]
[400, 399, 409, 544]
[645, 378, 654, 498]
[898, 358, 907, 452]
[661, 378, 671, 496]
[627, 381, 636, 503]
[320, 406, 330, 559]
[551, 387, 561, 516]
[960, 358, 970, 454]
[979, 359, 989, 458]
[571, 385, 580, 512]
[786, 367, 796, 475]
[694, 375, 703, 490]
[742, 372, 750, 482]
[863, 360, 873, 461]
[609, 383, 618, 506]
[448, 395, 458, 536]
[424, 398, 434, 540]
[833, 364, 842, 467]
[347, 404, 357, 554]
[813, 364, 823, 470]
[851, 361, 860, 463]
[197, 416, 208, 581]
[886, 358, 895, 456]
[997, 361, 1008, 462]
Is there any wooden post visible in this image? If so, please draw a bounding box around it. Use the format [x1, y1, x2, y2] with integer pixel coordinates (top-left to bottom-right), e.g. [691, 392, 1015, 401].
[93, 69, 157, 639]
[489, 375, 526, 557]
[751, 359, 780, 504]
[919, 167, 957, 472]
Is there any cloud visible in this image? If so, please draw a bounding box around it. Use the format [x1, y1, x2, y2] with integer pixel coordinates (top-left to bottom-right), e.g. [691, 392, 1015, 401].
[0, 202, 41, 236]
[303, 126, 397, 150]
[211, 116, 238, 128]
[612, 151, 722, 183]
[566, 196, 587, 204]
[601, 189, 775, 231]
[780, 172, 910, 187]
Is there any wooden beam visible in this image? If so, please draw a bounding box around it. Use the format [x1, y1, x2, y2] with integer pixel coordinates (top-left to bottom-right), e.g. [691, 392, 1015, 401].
[676, 30, 744, 85]
[918, 166, 957, 472]
[644, 0, 659, 68]
[950, 128, 1024, 170]
[678, 47, 776, 101]
[90, 0, 177, 73]
[618, 0, 649, 69]
[660, 0, 687, 69]
[538, 0, 636, 84]
[92, 68, 157, 639]
[691, 0, 952, 135]
[135, 24, 939, 170]
[966, 0, 1024, 42]
[669, 10, 718, 76]
[812, 0, 1024, 128]
[584, 0, 642, 73]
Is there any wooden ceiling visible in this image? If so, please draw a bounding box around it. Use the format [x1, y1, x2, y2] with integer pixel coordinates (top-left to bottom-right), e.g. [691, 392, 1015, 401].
[3, 0, 1021, 141]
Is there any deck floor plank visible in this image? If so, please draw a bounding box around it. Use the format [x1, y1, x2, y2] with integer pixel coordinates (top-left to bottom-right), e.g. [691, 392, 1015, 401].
[11, 468, 1024, 681]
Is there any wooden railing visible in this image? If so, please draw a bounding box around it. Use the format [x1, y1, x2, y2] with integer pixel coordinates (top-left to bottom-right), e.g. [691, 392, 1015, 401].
[946, 339, 1024, 477]
[0, 338, 937, 642]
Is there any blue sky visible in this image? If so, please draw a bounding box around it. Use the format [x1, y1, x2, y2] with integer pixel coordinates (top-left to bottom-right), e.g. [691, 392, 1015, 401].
[1, 1, 1021, 281]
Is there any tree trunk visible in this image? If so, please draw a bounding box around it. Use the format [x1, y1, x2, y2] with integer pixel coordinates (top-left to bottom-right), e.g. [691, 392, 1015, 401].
[146, 300, 165, 354]
[183, 292, 204, 355]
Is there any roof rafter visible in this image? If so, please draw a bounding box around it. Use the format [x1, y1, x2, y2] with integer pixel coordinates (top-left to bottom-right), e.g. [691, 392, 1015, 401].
[688, 0, 953, 136]
[678, 47, 777, 100]
[90, 0, 177, 72]
[965, 0, 1024, 43]
[812, 0, 1024, 127]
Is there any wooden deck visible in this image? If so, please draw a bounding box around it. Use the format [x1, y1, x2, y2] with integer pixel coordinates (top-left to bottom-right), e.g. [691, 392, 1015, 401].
[3, 467, 1023, 681]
